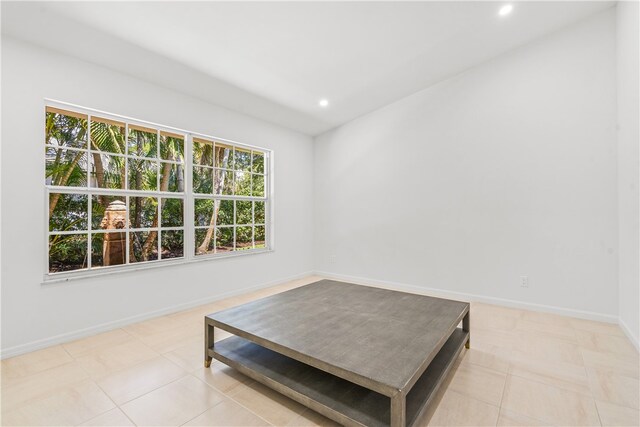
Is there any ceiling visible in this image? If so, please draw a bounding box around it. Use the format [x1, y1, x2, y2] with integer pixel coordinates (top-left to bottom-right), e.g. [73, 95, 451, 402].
[2, 1, 614, 136]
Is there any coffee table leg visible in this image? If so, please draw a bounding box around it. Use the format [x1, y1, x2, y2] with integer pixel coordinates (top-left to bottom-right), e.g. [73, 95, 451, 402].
[204, 321, 214, 368]
[463, 311, 471, 349]
[391, 392, 406, 427]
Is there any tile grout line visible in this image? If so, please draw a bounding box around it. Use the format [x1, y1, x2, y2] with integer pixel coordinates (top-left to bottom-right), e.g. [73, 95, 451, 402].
[481, 331, 639, 419]
[498, 365, 595, 426]
[58, 344, 128, 426]
[63, 327, 167, 426]
[582, 360, 605, 427]
[574, 324, 606, 427]
[73, 407, 120, 427]
[179, 372, 274, 427]
[459, 357, 508, 377]
[219, 387, 277, 426]
[473, 322, 618, 426]
[198, 363, 286, 424]
[495, 369, 509, 426]
[118, 407, 139, 427]
[116, 372, 188, 408]
[177, 404, 221, 426]
[60, 327, 136, 360]
[449, 362, 508, 409]
[66, 350, 128, 426]
[505, 369, 593, 397]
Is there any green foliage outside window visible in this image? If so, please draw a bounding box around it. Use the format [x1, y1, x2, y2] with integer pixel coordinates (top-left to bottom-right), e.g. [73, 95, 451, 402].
[46, 108, 186, 273]
[46, 106, 268, 275]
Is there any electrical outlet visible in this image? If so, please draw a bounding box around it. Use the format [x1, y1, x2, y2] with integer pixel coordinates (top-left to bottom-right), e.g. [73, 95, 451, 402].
[520, 276, 529, 288]
[329, 254, 337, 263]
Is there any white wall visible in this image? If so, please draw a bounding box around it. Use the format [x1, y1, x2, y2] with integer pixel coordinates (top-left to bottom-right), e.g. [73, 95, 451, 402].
[2, 6, 634, 358]
[616, 1, 640, 347]
[0, 38, 314, 357]
[314, 10, 619, 320]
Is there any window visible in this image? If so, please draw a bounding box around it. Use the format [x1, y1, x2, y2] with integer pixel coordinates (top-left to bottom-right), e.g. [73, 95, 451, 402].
[192, 138, 267, 255]
[45, 103, 270, 279]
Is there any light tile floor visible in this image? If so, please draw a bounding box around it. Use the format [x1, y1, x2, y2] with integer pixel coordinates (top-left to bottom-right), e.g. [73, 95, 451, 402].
[1, 276, 638, 426]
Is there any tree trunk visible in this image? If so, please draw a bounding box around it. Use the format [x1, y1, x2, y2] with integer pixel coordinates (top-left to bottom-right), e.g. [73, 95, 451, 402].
[90, 140, 107, 207]
[129, 239, 138, 263]
[196, 200, 219, 254]
[141, 161, 172, 259]
[51, 149, 63, 184]
[48, 150, 85, 217]
[196, 147, 229, 253]
[92, 152, 105, 187]
[176, 163, 184, 192]
[120, 167, 126, 190]
[134, 170, 142, 228]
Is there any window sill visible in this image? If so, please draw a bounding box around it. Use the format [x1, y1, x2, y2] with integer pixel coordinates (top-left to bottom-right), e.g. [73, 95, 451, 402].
[41, 248, 274, 285]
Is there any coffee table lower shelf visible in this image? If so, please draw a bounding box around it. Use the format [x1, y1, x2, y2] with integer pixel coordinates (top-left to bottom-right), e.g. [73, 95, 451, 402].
[211, 329, 468, 427]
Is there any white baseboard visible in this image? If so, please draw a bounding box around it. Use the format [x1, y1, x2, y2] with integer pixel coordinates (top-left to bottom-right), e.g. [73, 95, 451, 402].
[619, 316, 640, 351]
[314, 271, 619, 324]
[3, 270, 630, 359]
[0, 271, 313, 360]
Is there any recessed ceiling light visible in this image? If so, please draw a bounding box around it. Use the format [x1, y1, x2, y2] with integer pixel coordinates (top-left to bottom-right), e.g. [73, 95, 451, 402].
[498, 4, 513, 16]
[319, 99, 329, 108]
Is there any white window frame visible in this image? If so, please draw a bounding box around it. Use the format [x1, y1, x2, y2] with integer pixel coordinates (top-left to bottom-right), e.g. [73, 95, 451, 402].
[43, 100, 273, 283]
[190, 133, 270, 257]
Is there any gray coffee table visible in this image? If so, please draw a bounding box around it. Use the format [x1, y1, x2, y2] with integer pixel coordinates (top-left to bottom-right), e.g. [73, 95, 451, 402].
[205, 280, 470, 427]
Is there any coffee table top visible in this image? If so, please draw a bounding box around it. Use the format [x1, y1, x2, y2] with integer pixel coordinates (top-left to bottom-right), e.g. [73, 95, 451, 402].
[208, 280, 469, 395]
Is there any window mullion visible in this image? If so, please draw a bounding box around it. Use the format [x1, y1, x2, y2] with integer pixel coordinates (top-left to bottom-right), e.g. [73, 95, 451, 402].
[44, 188, 50, 278]
[46, 186, 185, 198]
[156, 130, 161, 191]
[87, 192, 92, 269]
[233, 199, 237, 251]
[87, 114, 92, 188]
[184, 134, 195, 261]
[252, 200, 255, 249]
[158, 197, 162, 261]
[87, 115, 92, 268]
[125, 195, 130, 265]
[124, 123, 130, 266]
[266, 151, 272, 250]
